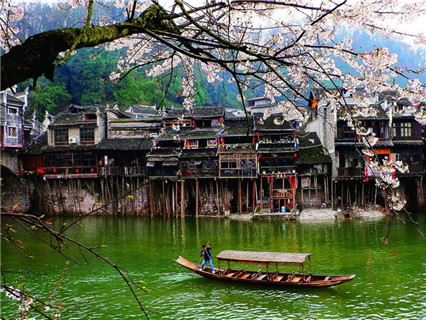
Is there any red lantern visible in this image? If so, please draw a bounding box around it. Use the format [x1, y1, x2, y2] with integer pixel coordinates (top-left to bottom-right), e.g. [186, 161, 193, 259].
[37, 168, 45, 174]
[293, 153, 297, 158]
[53, 168, 57, 173]
[292, 131, 296, 135]
[256, 132, 260, 137]
[75, 168, 79, 173]
[91, 168, 95, 173]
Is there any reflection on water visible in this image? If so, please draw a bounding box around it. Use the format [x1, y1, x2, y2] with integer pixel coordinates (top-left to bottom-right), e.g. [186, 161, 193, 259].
[1, 214, 425, 319]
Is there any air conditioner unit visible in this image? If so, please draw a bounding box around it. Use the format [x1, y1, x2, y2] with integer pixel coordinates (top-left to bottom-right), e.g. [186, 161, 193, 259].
[69, 137, 78, 144]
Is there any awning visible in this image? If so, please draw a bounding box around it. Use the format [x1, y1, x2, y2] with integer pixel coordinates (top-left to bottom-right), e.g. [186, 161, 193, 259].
[216, 250, 311, 265]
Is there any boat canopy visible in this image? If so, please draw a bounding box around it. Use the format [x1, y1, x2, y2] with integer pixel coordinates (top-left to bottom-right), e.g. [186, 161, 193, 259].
[216, 250, 311, 266]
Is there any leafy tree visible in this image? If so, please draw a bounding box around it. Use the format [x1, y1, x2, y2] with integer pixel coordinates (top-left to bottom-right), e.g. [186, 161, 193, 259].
[27, 80, 72, 119]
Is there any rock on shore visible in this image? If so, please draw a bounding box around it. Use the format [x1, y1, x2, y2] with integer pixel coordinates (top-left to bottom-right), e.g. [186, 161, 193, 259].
[297, 208, 386, 220]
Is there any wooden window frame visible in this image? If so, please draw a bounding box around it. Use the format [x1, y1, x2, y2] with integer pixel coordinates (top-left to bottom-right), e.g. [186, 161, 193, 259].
[54, 128, 69, 145]
[80, 127, 95, 144]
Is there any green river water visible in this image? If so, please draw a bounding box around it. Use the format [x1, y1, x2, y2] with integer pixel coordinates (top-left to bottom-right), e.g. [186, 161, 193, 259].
[1, 214, 425, 320]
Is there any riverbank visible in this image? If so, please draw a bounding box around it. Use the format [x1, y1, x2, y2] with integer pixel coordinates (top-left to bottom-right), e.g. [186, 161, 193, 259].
[229, 207, 386, 221]
[297, 207, 386, 220]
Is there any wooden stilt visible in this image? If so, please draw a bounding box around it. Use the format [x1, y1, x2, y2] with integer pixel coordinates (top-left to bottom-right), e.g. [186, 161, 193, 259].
[252, 180, 256, 213]
[149, 180, 154, 218]
[224, 179, 229, 212]
[175, 180, 179, 218]
[162, 180, 166, 218]
[246, 181, 249, 214]
[314, 175, 318, 204]
[238, 179, 242, 215]
[355, 183, 358, 207]
[216, 179, 220, 217]
[196, 178, 199, 218]
[180, 180, 185, 218]
[308, 177, 311, 207]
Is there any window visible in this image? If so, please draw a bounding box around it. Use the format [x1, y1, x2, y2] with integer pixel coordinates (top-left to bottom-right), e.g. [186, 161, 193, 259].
[400, 122, 412, 137]
[7, 127, 17, 137]
[80, 127, 95, 143]
[186, 139, 198, 149]
[83, 114, 96, 121]
[207, 139, 218, 147]
[54, 128, 68, 144]
[8, 108, 18, 115]
[394, 122, 412, 137]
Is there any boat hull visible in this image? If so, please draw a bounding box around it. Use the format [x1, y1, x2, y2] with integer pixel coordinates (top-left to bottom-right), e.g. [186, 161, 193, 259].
[175, 256, 355, 288]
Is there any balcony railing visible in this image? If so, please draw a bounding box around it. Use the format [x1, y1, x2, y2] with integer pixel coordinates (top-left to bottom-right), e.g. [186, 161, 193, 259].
[37, 166, 99, 179]
[219, 143, 255, 153]
[148, 168, 179, 177]
[337, 167, 363, 177]
[100, 166, 146, 177]
[181, 168, 217, 177]
[219, 168, 257, 178]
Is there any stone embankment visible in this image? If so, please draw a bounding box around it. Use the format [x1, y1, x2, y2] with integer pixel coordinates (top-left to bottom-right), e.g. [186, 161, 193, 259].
[231, 207, 386, 221]
[297, 208, 386, 220]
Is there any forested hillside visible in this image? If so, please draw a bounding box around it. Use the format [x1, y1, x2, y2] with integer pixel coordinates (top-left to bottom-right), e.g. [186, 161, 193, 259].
[24, 47, 245, 119]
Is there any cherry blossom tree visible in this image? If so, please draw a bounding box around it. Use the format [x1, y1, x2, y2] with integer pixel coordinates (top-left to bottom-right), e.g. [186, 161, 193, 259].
[1, 0, 426, 318]
[3, 0, 425, 227]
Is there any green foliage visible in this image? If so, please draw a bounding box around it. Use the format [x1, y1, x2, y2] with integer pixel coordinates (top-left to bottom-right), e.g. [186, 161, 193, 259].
[114, 75, 163, 106]
[27, 80, 72, 119]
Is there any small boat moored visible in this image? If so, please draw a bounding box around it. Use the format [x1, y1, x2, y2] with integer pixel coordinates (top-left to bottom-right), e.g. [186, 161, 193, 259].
[175, 250, 355, 288]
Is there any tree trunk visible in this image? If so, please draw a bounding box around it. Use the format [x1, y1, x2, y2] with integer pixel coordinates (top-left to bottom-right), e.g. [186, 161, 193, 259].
[1, 5, 177, 90]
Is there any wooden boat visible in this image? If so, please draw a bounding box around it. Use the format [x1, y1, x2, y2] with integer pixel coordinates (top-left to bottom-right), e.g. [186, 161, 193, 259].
[175, 250, 355, 288]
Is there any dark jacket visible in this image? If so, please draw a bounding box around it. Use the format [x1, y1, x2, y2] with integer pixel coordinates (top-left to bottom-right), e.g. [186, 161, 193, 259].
[200, 246, 212, 260]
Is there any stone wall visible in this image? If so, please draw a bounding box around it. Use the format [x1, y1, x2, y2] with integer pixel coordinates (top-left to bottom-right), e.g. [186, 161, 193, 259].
[1, 166, 30, 213]
[29, 177, 150, 215]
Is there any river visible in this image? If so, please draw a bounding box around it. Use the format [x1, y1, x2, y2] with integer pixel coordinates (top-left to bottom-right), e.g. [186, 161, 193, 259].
[1, 214, 425, 319]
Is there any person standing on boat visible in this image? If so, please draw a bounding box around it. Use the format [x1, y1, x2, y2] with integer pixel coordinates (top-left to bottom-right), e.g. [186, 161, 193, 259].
[200, 245, 215, 273]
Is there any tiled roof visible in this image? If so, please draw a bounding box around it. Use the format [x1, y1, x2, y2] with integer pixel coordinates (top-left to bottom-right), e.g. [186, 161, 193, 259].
[223, 119, 253, 136]
[157, 128, 221, 140]
[95, 138, 153, 151]
[24, 131, 48, 155]
[297, 132, 331, 164]
[163, 108, 186, 120]
[253, 114, 294, 131]
[188, 106, 224, 119]
[180, 149, 217, 159]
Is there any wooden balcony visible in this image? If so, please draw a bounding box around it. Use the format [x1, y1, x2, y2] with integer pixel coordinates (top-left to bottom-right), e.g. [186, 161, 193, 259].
[100, 166, 146, 177]
[337, 167, 363, 177]
[219, 168, 257, 178]
[37, 166, 99, 179]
